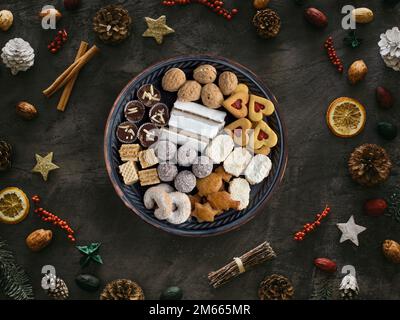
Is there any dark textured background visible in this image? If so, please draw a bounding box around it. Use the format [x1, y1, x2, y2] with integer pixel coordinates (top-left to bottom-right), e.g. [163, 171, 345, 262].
[1, 0, 400, 300]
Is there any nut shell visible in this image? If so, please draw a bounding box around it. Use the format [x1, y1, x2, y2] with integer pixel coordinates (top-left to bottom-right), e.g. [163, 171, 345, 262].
[162, 68, 186, 92]
[193, 65, 217, 84]
[16, 101, 38, 120]
[0, 10, 13, 31]
[348, 60, 368, 85]
[177, 80, 202, 102]
[218, 71, 238, 96]
[382, 240, 400, 264]
[39, 8, 62, 20]
[26, 229, 52, 252]
[352, 8, 374, 24]
[201, 83, 224, 109]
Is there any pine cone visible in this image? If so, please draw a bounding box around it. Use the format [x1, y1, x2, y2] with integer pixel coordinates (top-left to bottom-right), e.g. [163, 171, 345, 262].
[100, 279, 144, 300]
[46, 275, 69, 300]
[93, 5, 132, 45]
[348, 143, 392, 187]
[252, 9, 281, 39]
[0, 140, 12, 171]
[258, 274, 294, 300]
[339, 274, 359, 300]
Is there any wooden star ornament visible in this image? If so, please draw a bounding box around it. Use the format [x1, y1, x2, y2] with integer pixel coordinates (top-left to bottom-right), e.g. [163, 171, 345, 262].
[337, 215, 366, 246]
[142, 15, 174, 44]
[32, 152, 59, 181]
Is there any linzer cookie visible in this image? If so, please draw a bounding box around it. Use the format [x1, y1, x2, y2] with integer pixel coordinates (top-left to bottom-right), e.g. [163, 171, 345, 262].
[119, 161, 139, 185]
[149, 103, 169, 126]
[124, 100, 145, 123]
[248, 94, 275, 122]
[119, 144, 141, 162]
[137, 84, 161, 107]
[138, 148, 159, 169]
[116, 122, 138, 143]
[251, 120, 278, 150]
[222, 91, 249, 118]
[138, 168, 160, 186]
[138, 123, 159, 148]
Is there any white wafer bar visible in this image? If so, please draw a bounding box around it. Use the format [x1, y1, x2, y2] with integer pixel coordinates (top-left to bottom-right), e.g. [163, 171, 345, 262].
[119, 161, 139, 185]
[159, 127, 209, 153]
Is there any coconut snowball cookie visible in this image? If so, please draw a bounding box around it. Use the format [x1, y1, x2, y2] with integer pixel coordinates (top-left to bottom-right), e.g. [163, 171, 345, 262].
[177, 80, 202, 102]
[162, 68, 186, 92]
[193, 64, 217, 84]
[174, 170, 196, 193]
[244, 154, 272, 185]
[223, 147, 252, 177]
[157, 163, 178, 182]
[192, 156, 213, 178]
[177, 143, 198, 167]
[229, 178, 251, 210]
[218, 71, 238, 96]
[154, 140, 177, 162]
[205, 134, 235, 164]
[201, 83, 224, 109]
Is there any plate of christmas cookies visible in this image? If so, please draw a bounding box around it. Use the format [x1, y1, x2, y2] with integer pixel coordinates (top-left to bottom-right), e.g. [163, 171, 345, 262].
[104, 55, 287, 236]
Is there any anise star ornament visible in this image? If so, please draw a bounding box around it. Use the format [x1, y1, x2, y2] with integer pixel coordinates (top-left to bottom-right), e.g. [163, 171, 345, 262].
[337, 215, 366, 246]
[142, 15, 175, 44]
[32, 152, 59, 181]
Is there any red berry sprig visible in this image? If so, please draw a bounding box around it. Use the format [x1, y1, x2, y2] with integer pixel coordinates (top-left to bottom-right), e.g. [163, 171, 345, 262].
[162, 0, 239, 20]
[31, 195, 76, 243]
[324, 36, 343, 73]
[294, 205, 331, 241]
[48, 29, 68, 54]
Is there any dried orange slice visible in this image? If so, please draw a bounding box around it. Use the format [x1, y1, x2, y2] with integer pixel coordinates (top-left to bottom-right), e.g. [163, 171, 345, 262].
[0, 187, 30, 224]
[326, 97, 366, 137]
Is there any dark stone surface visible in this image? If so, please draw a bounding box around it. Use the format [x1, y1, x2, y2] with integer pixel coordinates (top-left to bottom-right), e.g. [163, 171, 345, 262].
[1, 0, 400, 300]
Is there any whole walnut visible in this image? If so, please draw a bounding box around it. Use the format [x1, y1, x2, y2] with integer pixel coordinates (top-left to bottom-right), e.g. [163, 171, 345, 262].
[26, 229, 52, 252]
[162, 68, 186, 92]
[193, 65, 217, 84]
[383, 239, 400, 264]
[177, 80, 202, 102]
[218, 71, 238, 96]
[201, 83, 224, 108]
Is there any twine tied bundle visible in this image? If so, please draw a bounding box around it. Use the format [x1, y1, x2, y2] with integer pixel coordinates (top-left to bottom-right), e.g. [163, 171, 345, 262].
[208, 241, 276, 288]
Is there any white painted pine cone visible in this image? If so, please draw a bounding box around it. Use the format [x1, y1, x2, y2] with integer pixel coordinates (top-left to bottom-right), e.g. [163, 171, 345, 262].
[378, 27, 400, 72]
[1, 38, 35, 75]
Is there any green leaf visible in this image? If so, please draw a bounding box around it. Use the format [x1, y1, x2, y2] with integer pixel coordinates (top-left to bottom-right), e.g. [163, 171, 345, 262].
[92, 254, 103, 265]
[76, 245, 90, 255]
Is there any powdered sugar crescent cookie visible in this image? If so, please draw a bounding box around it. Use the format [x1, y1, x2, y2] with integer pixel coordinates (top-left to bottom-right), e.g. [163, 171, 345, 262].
[205, 134, 234, 164]
[223, 147, 252, 177]
[167, 192, 191, 225]
[229, 178, 251, 210]
[143, 184, 174, 220]
[244, 154, 272, 185]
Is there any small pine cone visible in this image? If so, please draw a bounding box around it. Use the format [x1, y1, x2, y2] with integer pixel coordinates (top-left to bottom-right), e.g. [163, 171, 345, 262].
[93, 5, 132, 45]
[252, 9, 281, 39]
[259, 274, 294, 300]
[47, 276, 69, 300]
[0, 140, 12, 171]
[100, 279, 144, 300]
[348, 143, 392, 187]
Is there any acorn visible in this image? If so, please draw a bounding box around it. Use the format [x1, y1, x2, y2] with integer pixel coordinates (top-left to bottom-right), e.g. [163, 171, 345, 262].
[364, 198, 387, 216]
[376, 86, 394, 109]
[377, 122, 397, 140]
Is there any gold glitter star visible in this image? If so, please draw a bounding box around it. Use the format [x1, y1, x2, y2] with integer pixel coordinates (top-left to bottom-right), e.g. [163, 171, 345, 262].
[142, 15, 175, 44]
[32, 152, 59, 181]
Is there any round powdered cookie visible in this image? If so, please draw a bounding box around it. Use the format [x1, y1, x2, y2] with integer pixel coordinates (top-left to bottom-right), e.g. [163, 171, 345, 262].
[174, 170, 196, 193]
[157, 163, 178, 182]
[192, 156, 213, 178]
[154, 140, 177, 162]
[205, 134, 235, 164]
[177, 143, 198, 167]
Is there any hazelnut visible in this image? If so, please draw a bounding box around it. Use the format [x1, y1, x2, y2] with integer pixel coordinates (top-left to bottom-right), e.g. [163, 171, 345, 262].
[348, 60, 368, 85]
[218, 71, 238, 96]
[193, 65, 217, 84]
[177, 80, 202, 102]
[16, 101, 38, 120]
[26, 229, 53, 252]
[0, 10, 13, 31]
[201, 83, 224, 109]
[162, 68, 186, 92]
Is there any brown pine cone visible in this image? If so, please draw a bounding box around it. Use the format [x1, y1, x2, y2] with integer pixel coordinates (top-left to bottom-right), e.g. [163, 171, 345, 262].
[259, 274, 294, 300]
[0, 140, 12, 171]
[252, 9, 281, 39]
[100, 279, 144, 300]
[93, 5, 132, 45]
[348, 143, 392, 187]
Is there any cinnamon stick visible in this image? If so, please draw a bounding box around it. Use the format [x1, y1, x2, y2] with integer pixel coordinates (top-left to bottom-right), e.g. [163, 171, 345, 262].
[43, 45, 99, 97]
[57, 41, 88, 111]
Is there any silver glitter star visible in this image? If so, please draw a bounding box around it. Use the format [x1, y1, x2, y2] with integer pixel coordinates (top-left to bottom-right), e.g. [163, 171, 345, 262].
[337, 215, 366, 246]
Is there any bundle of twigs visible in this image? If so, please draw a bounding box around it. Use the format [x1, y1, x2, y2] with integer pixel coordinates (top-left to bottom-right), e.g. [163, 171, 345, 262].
[208, 241, 276, 288]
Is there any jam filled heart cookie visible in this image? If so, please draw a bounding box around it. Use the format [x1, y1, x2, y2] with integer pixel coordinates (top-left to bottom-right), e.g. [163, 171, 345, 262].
[251, 120, 278, 150]
[248, 94, 275, 122]
[232, 83, 249, 95]
[224, 118, 252, 147]
[222, 91, 249, 118]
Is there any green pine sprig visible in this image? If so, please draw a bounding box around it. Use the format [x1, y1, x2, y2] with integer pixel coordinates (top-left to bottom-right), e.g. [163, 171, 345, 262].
[310, 273, 334, 300]
[0, 237, 34, 300]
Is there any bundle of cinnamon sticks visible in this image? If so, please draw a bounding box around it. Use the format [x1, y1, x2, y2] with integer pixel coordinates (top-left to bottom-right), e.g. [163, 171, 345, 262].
[43, 41, 99, 112]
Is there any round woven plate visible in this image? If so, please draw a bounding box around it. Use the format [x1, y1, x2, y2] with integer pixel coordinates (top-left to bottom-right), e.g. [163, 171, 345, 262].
[104, 55, 287, 236]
